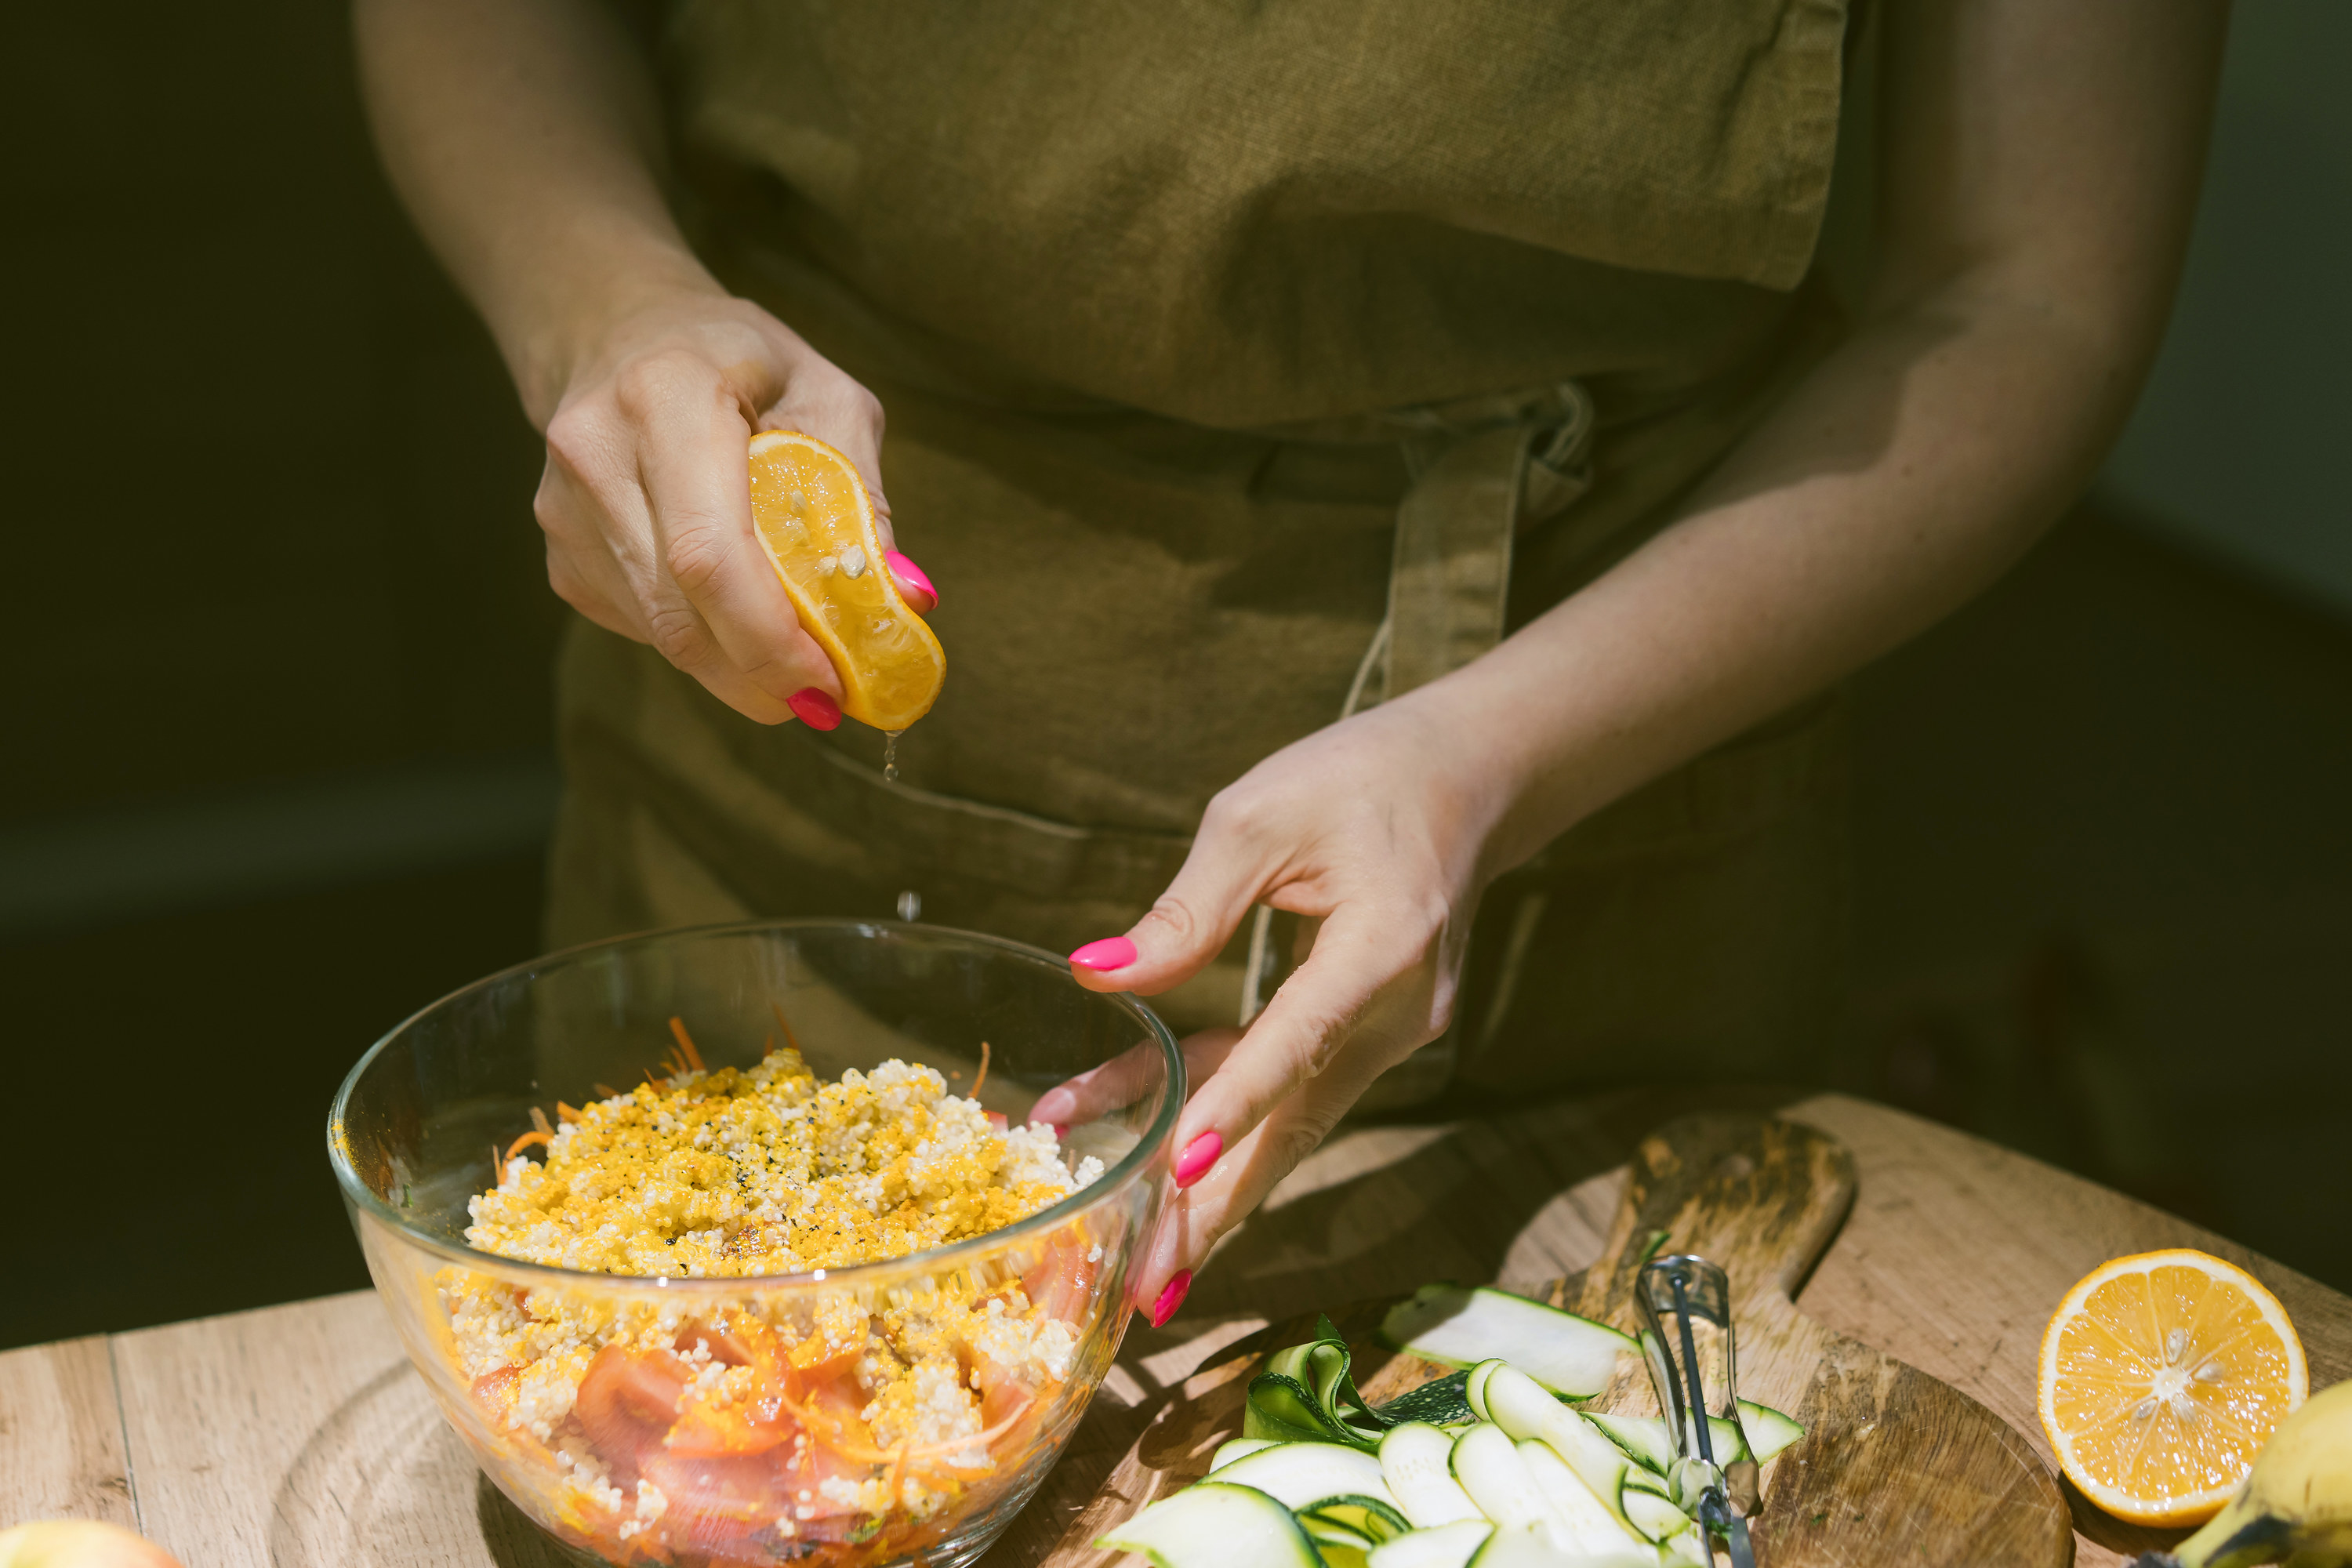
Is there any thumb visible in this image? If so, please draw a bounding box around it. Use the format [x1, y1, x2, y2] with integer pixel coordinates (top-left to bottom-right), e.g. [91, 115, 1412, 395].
[1069, 813, 1272, 996]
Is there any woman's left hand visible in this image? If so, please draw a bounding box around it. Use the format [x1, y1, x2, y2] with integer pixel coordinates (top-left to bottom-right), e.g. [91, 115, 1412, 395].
[1035, 695, 1511, 1327]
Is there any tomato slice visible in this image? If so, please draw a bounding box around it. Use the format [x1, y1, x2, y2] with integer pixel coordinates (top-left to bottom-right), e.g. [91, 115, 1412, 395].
[1021, 1229, 1097, 1323]
[639, 1450, 791, 1559]
[668, 1400, 794, 1458]
[470, 1364, 523, 1425]
[575, 1345, 689, 1475]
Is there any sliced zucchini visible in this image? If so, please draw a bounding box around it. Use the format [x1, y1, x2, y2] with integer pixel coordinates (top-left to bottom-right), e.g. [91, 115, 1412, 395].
[1465, 1358, 1506, 1422]
[1464, 1523, 1654, 1568]
[1299, 1517, 1377, 1553]
[1094, 1481, 1325, 1568]
[1378, 1370, 1476, 1428]
[1319, 1550, 1370, 1568]
[1213, 1437, 1280, 1472]
[1247, 1315, 1390, 1450]
[1301, 1496, 1411, 1545]
[1621, 1465, 1672, 1500]
[1623, 1487, 1694, 1545]
[1377, 1422, 1484, 1529]
[1210, 1442, 1398, 1514]
[1248, 1370, 1350, 1446]
[1653, 1523, 1712, 1568]
[1474, 1362, 1687, 1544]
[1381, 1286, 1633, 1401]
[1581, 1411, 1671, 1475]
[1581, 1400, 1805, 1475]
[1582, 1411, 1743, 1474]
[1515, 1438, 1647, 1556]
[1365, 1521, 1493, 1568]
[1447, 1424, 1553, 1535]
[1737, 1398, 1806, 1462]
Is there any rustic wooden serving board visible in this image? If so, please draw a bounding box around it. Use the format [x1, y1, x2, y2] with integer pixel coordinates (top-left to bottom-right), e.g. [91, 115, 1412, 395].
[1039, 1112, 2074, 1568]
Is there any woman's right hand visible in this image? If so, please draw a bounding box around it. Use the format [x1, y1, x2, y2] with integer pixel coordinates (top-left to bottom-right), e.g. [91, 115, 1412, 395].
[532, 284, 934, 728]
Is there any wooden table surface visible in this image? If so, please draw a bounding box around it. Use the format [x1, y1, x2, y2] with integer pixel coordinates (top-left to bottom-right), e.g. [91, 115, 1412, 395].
[5, 1091, 2345, 1568]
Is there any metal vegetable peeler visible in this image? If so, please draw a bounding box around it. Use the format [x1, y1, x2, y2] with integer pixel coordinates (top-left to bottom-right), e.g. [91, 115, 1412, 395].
[1637, 1254, 1759, 1568]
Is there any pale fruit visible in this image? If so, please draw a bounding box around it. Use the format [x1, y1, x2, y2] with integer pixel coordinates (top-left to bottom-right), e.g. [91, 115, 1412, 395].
[0, 1521, 183, 1568]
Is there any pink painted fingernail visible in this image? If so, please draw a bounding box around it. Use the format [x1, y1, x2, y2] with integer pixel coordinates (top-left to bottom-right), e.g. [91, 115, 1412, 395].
[1173, 1131, 1222, 1189]
[1149, 1269, 1192, 1328]
[1051, 1123, 1071, 1139]
[1069, 937, 1137, 972]
[884, 550, 938, 608]
[787, 688, 841, 730]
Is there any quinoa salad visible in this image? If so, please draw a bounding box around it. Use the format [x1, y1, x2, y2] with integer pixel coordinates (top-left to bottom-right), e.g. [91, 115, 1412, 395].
[434, 1040, 1112, 1566]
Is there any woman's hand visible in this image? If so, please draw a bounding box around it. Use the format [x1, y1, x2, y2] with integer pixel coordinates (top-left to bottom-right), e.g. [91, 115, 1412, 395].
[353, 0, 934, 730]
[1037, 696, 1510, 1326]
[534, 285, 935, 728]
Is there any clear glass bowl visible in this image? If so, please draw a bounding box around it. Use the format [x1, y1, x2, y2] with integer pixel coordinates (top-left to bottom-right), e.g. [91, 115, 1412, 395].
[328, 920, 1181, 1568]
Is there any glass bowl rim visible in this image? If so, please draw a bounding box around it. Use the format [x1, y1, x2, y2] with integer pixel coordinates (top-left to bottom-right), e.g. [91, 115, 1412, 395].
[326, 916, 1185, 1293]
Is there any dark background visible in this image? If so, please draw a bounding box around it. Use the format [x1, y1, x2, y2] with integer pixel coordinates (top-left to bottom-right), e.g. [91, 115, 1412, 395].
[2, 6, 2345, 1351]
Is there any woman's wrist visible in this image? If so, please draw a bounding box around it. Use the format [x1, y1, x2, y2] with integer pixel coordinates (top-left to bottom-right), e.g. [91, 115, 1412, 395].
[1358, 682, 1542, 893]
[502, 230, 731, 427]
[1379, 617, 1661, 888]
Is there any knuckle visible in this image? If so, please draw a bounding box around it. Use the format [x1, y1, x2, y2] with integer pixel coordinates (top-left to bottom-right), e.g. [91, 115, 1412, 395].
[542, 404, 606, 477]
[544, 550, 585, 605]
[1266, 1116, 1331, 1173]
[530, 474, 576, 541]
[850, 383, 885, 433]
[663, 524, 730, 598]
[1198, 787, 1252, 837]
[612, 348, 711, 422]
[1140, 894, 1205, 947]
[644, 602, 713, 669]
[1296, 1024, 1351, 1078]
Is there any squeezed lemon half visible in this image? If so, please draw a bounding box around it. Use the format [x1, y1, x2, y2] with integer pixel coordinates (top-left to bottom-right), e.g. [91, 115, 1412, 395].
[746, 430, 945, 731]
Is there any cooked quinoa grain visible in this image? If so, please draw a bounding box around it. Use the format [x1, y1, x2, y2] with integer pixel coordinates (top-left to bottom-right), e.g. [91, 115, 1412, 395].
[466, 1050, 1105, 1276]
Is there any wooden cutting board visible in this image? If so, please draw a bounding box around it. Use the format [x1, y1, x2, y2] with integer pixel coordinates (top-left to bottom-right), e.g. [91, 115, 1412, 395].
[1037, 1112, 2074, 1567]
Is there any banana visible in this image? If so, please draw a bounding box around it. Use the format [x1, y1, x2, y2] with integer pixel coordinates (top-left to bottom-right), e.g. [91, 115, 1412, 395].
[2136, 1379, 2352, 1568]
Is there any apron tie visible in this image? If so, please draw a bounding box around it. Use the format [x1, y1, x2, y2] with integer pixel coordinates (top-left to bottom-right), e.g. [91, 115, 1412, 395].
[1238, 379, 1598, 1029]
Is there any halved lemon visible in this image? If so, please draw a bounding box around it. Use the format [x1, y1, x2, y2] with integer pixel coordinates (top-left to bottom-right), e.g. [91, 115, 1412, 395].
[2037, 1247, 2307, 1526]
[746, 430, 945, 731]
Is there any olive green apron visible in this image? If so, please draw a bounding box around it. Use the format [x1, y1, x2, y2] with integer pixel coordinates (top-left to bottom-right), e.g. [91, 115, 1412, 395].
[551, 0, 1858, 1101]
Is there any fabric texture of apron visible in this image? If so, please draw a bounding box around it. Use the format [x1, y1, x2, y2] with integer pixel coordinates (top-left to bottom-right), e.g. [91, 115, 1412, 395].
[553, 0, 1860, 1102]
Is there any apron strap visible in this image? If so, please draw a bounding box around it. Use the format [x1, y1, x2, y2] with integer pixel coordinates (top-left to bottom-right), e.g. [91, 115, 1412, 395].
[1377, 379, 1596, 704]
[1238, 379, 1598, 1029]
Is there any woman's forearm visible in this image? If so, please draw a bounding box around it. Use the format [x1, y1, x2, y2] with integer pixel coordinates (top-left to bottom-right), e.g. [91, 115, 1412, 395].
[1428, 0, 2227, 877]
[1439, 274, 2147, 874]
[354, 0, 715, 423]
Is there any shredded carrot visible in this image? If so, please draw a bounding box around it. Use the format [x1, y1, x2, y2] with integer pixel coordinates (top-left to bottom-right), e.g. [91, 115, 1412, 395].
[886, 1437, 913, 1507]
[592, 1082, 620, 1099]
[528, 1105, 554, 1138]
[505, 1129, 553, 1160]
[775, 1388, 1033, 1469]
[555, 1102, 583, 1124]
[971, 1040, 991, 1098]
[769, 999, 805, 1056]
[668, 1016, 706, 1072]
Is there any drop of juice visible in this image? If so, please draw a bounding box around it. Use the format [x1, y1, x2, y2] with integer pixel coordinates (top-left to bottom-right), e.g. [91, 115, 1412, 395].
[883, 730, 902, 784]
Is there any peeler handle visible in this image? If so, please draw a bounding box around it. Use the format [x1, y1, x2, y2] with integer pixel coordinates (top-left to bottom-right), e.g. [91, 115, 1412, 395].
[1637, 1254, 1759, 1566]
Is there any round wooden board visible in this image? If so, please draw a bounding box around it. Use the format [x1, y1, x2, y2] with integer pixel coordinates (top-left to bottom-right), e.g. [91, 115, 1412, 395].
[1026, 1112, 2071, 1568]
